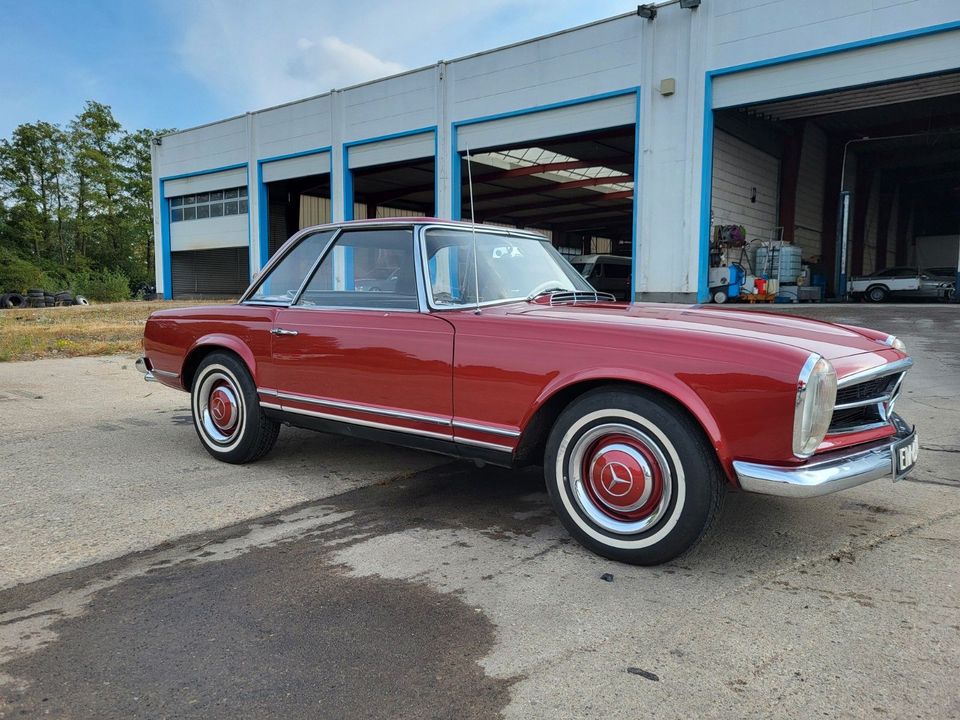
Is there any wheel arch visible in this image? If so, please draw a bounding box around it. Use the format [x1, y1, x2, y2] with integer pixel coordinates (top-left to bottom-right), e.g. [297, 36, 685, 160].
[514, 371, 726, 476]
[181, 335, 257, 391]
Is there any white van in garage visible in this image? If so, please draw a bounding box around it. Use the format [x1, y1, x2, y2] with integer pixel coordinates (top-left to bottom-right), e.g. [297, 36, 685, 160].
[570, 254, 632, 300]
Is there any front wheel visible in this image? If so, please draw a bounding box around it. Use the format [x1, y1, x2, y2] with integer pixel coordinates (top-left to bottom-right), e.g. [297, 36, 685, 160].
[544, 388, 724, 565]
[191, 351, 280, 464]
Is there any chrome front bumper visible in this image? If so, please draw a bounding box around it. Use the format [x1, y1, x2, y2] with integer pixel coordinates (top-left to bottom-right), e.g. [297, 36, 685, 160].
[733, 416, 916, 498]
[135, 356, 156, 382]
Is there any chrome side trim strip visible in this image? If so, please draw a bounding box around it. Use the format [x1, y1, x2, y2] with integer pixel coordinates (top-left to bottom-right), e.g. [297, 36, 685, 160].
[450, 436, 515, 453]
[276, 391, 452, 427]
[152, 367, 179, 379]
[263, 402, 454, 441]
[261, 401, 283, 411]
[452, 420, 522, 438]
[836, 357, 913, 388]
[257, 388, 279, 397]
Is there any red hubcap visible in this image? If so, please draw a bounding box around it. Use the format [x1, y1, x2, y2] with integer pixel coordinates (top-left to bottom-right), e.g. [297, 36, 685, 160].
[584, 434, 664, 520]
[208, 384, 238, 433]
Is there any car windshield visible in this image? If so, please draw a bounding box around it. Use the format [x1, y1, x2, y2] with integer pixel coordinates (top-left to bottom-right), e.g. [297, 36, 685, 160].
[423, 229, 592, 307]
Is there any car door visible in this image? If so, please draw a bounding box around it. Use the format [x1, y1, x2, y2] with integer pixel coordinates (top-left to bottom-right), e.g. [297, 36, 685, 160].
[268, 226, 455, 440]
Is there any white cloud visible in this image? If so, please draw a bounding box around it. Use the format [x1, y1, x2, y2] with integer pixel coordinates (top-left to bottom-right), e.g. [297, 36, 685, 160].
[173, 0, 629, 112]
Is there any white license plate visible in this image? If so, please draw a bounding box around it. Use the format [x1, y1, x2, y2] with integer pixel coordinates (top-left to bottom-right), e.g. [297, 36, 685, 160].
[893, 432, 919, 481]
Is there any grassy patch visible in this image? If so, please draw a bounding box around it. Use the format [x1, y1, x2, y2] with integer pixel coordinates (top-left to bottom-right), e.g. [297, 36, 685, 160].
[0, 300, 231, 362]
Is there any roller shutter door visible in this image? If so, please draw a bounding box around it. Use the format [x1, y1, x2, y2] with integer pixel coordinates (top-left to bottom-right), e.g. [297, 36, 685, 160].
[171, 247, 250, 298]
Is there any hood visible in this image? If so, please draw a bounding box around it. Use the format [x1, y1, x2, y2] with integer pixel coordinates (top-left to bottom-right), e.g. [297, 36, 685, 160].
[508, 303, 889, 360]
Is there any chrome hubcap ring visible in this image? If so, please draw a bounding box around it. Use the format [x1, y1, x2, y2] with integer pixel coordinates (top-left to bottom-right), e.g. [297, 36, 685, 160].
[568, 423, 673, 535]
[196, 370, 244, 446]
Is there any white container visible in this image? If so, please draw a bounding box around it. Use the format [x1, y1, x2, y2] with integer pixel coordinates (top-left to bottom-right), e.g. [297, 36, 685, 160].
[755, 245, 802, 284]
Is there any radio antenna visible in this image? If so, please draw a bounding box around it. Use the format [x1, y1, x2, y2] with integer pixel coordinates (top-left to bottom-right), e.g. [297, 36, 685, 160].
[465, 145, 481, 314]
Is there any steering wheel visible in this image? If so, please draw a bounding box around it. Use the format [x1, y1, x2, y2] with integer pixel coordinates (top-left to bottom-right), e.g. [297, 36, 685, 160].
[526, 281, 568, 301]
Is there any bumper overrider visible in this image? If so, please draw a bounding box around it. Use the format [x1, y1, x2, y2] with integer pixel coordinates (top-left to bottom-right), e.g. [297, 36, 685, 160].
[135, 356, 157, 382]
[734, 414, 917, 498]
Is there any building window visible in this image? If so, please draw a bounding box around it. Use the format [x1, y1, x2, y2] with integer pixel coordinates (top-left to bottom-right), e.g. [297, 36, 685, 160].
[170, 186, 248, 222]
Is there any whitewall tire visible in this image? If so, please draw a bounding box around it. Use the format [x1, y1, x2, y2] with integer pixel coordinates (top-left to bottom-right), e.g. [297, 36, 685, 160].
[544, 387, 724, 565]
[191, 352, 280, 464]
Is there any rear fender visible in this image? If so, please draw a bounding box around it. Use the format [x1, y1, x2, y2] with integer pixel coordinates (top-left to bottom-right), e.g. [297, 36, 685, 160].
[182, 334, 258, 389]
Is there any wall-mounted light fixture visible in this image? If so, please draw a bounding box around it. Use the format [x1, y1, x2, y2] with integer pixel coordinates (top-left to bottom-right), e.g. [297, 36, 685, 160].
[637, 4, 657, 19]
[680, 0, 701, 9]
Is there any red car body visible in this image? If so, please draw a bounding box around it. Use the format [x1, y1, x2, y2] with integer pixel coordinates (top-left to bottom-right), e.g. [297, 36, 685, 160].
[140, 219, 917, 563]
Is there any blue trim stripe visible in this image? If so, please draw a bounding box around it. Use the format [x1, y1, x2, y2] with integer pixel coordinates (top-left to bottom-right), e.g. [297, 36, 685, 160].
[342, 126, 438, 221]
[698, 20, 960, 303]
[631, 91, 641, 302]
[159, 181, 172, 299]
[450, 87, 641, 222]
[158, 162, 249, 299]
[257, 146, 333, 269]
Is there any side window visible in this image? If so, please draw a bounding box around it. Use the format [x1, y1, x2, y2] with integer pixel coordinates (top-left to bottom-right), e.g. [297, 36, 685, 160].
[298, 229, 418, 310]
[605, 263, 630, 279]
[248, 230, 334, 303]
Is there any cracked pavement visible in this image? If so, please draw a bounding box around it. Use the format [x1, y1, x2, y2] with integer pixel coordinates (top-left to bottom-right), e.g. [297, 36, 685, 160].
[1, 304, 958, 719]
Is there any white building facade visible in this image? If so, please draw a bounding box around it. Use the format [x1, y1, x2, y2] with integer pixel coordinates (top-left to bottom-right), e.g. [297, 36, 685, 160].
[152, 1, 960, 301]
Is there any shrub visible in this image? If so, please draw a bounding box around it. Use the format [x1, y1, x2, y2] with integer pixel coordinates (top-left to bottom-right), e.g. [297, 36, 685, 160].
[72, 268, 131, 302]
[0, 248, 51, 293]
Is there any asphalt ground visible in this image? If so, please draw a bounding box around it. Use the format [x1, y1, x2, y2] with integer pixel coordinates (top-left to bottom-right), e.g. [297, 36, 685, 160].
[1, 303, 958, 719]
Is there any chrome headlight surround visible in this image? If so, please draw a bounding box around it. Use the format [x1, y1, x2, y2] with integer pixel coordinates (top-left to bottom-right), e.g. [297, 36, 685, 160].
[885, 335, 907, 354]
[793, 354, 837, 458]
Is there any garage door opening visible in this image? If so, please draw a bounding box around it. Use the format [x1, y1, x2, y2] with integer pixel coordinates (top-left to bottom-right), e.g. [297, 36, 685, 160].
[710, 70, 960, 302]
[349, 156, 435, 220]
[457, 125, 636, 299]
[263, 172, 331, 261]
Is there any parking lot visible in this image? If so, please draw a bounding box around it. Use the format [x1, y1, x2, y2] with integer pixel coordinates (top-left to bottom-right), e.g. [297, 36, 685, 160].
[1, 304, 958, 719]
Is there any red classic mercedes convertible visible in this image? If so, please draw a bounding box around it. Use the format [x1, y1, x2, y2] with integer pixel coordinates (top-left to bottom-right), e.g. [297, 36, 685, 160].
[139, 219, 918, 564]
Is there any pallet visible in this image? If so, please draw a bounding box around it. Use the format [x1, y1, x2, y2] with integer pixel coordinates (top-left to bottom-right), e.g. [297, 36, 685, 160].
[737, 293, 776, 304]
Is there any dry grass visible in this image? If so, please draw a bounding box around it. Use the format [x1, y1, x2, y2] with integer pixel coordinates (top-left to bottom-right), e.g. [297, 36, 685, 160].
[0, 300, 232, 362]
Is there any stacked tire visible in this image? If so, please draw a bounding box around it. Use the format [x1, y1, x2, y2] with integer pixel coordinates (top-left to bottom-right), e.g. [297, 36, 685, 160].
[27, 289, 45, 308]
[0, 289, 81, 309]
[0, 293, 26, 309]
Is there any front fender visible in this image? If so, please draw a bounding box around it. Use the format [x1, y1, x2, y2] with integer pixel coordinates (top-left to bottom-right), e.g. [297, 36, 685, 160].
[523, 365, 726, 460]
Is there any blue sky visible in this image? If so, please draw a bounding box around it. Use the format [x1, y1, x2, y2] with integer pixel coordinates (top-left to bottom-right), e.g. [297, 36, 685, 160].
[0, 0, 629, 138]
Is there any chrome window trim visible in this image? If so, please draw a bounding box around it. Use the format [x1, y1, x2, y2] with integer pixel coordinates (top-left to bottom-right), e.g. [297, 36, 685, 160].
[836, 357, 913, 388]
[451, 420, 522, 438]
[240, 227, 341, 305]
[290, 226, 422, 313]
[415, 224, 585, 313]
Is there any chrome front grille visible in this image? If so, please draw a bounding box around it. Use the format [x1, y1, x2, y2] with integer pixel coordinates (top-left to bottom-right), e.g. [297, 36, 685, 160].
[829, 361, 910, 435]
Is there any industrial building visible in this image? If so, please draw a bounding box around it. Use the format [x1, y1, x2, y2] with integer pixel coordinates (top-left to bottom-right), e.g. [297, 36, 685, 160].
[151, 1, 960, 301]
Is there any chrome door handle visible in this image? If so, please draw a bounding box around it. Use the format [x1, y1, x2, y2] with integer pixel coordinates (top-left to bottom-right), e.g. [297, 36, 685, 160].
[271, 328, 299, 336]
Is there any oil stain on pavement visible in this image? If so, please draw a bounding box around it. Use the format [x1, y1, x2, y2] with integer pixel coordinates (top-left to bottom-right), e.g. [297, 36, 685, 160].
[0, 464, 552, 720]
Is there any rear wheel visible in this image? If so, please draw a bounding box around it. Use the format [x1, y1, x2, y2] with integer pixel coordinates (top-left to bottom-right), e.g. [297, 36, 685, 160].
[191, 352, 280, 464]
[544, 387, 724, 565]
[866, 285, 888, 303]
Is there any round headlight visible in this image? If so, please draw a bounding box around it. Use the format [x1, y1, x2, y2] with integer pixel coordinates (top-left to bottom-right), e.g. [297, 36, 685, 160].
[890, 336, 907, 354]
[793, 355, 837, 458]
